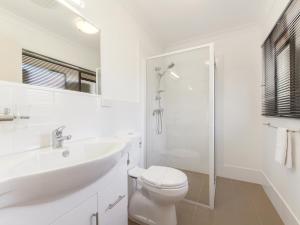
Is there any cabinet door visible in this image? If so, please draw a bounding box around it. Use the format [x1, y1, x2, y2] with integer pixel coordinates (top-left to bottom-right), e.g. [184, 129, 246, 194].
[101, 195, 127, 225]
[51, 194, 98, 225]
[99, 156, 128, 225]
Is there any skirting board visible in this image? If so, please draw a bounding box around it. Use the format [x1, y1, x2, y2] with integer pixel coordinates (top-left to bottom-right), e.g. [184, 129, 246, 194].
[262, 172, 300, 225]
[218, 165, 299, 225]
[217, 164, 267, 185]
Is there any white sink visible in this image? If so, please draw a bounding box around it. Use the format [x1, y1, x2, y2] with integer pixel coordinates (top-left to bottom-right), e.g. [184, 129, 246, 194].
[0, 137, 128, 208]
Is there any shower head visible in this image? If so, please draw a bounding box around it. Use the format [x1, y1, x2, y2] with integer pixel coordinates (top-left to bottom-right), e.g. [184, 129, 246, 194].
[155, 63, 175, 77]
[168, 63, 175, 69]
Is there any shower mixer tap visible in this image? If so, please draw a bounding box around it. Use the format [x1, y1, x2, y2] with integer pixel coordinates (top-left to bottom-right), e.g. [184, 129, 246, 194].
[153, 108, 164, 116]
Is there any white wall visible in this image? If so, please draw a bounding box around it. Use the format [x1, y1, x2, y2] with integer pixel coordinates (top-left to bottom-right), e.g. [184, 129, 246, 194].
[0, 36, 22, 83]
[81, 0, 162, 102]
[165, 25, 264, 183]
[261, 1, 300, 225]
[262, 119, 300, 225]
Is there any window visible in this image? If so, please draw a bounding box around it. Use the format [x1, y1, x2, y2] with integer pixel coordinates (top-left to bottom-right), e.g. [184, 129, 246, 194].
[262, 0, 300, 118]
[22, 50, 96, 94]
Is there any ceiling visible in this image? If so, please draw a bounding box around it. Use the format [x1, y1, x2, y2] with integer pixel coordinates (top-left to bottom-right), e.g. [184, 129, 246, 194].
[120, 0, 269, 47]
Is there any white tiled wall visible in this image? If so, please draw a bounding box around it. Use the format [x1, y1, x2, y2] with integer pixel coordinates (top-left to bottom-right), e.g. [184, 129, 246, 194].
[0, 81, 142, 157]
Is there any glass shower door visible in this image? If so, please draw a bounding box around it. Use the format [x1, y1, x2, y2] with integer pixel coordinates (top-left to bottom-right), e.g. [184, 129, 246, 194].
[146, 44, 215, 208]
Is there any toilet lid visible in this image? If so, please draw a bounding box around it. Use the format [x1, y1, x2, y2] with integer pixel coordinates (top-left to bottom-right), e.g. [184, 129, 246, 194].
[141, 166, 187, 189]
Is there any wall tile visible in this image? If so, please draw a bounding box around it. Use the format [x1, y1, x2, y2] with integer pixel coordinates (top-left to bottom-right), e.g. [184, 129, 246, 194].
[0, 125, 14, 156]
[0, 83, 141, 157]
[13, 124, 52, 153]
[0, 86, 14, 156]
[0, 86, 13, 113]
[13, 87, 55, 125]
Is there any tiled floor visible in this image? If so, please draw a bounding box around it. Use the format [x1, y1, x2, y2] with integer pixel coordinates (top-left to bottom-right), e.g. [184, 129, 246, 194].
[182, 170, 209, 205]
[129, 177, 284, 225]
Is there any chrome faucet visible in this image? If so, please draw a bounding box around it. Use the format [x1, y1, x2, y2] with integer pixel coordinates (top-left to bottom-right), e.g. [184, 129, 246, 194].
[52, 126, 72, 149]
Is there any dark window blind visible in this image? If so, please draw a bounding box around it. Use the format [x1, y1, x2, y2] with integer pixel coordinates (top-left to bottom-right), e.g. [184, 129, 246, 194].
[22, 50, 96, 94]
[263, 0, 300, 118]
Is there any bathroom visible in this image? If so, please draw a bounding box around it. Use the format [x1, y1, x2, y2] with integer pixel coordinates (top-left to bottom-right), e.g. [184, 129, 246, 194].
[0, 0, 299, 225]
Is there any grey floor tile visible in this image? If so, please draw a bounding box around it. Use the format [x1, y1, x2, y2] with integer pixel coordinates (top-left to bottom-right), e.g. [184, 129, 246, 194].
[176, 201, 197, 225]
[128, 219, 140, 225]
[192, 206, 214, 225]
[181, 170, 210, 205]
[251, 186, 284, 225]
[129, 177, 284, 225]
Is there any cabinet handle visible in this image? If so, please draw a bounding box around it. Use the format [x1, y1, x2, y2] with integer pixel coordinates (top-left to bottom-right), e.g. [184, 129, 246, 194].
[105, 195, 126, 212]
[92, 212, 99, 225]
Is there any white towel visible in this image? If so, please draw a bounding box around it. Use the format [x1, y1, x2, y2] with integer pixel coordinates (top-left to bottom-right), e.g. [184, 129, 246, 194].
[275, 128, 288, 166]
[285, 132, 293, 169]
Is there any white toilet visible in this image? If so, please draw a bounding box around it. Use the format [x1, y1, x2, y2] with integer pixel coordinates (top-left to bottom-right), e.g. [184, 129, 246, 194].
[127, 136, 188, 225]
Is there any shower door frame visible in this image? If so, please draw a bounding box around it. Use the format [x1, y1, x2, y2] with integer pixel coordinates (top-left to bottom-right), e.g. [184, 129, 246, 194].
[145, 43, 215, 209]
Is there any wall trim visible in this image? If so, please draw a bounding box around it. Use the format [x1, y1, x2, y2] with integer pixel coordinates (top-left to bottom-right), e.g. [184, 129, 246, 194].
[217, 164, 267, 185]
[262, 172, 300, 225]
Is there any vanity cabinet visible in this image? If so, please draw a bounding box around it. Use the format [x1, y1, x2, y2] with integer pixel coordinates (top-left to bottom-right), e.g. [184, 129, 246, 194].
[51, 194, 98, 225]
[50, 155, 128, 225]
[0, 155, 128, 225]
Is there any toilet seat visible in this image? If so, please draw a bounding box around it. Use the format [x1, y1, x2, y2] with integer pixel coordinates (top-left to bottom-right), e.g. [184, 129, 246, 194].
[140, 166, 187, 190]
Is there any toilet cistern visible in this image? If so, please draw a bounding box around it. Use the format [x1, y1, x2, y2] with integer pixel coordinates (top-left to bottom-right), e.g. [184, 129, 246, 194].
[52, 126, 72, 149]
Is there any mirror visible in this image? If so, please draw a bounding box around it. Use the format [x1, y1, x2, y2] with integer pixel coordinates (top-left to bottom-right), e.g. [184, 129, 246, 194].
[0, 0, 101, 95]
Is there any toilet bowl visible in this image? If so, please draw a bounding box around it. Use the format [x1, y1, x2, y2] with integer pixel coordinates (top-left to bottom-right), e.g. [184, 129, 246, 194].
[129, 166, 188, 225]
[122, 134, 188, 225]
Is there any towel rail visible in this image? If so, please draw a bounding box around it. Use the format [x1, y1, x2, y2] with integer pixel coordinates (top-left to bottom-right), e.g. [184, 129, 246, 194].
[263, 122, 300, 133]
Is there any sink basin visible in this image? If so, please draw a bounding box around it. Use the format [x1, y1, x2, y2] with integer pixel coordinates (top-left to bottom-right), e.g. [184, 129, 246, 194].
[0, 137, 129, 208]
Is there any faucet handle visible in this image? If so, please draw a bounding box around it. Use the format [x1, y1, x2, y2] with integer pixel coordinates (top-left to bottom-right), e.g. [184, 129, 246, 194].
[66, 135, 72, 140]
[54, 125, 66, 135]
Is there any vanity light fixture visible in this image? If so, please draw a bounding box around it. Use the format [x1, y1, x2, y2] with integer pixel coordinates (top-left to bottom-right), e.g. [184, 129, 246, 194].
[75, 18, 99, 34]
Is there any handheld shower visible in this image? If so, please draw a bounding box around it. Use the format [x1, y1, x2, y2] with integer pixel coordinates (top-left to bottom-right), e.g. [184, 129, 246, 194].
[153, 63, 175, 135]
[168, 63, 175, 69]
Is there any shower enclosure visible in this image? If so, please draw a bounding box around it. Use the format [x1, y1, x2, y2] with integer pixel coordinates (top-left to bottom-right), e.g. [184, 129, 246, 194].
[146, 44, 215, 208]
